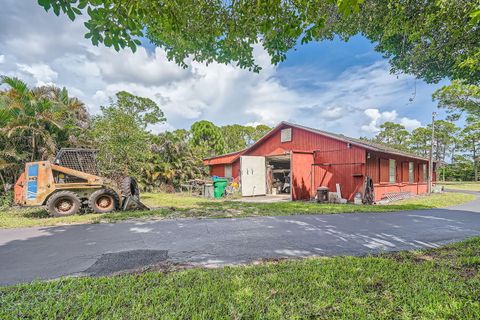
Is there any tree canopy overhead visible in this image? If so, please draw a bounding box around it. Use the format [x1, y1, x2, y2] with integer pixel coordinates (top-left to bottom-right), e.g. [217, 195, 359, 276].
[349, 0, 480, 84]
[37, 0, 362, 72]
[37, 0, 479, 84]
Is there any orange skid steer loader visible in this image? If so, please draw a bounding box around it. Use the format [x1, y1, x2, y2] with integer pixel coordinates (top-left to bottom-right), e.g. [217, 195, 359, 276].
[14, 149, 149, 217]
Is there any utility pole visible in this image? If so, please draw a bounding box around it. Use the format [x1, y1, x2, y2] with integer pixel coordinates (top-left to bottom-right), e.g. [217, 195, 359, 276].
[428, 112, 436, 193]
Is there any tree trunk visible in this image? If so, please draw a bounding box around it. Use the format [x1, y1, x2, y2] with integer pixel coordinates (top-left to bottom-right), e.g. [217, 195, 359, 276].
[474, 145, 478, 182]
[451, 143, 456, 164]
[0, 171, 7, 193]
[31, 133, 36, 161]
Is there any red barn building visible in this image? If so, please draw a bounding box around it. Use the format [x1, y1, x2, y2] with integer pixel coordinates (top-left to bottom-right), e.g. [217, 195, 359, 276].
[204, 122, 435, 202]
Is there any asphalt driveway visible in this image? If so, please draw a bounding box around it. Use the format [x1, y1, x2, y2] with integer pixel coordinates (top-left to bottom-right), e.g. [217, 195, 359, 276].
[1, 193, 479, 285]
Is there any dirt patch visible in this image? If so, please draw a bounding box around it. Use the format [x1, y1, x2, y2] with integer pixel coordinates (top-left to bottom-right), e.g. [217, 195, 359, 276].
[85, 249, 168, 276]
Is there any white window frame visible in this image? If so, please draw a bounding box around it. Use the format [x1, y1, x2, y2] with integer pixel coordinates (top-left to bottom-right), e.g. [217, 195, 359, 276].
[423, 163, 428, 182]
[409, 162, 414, 183]
[225, 164, 232, 178]
[281, 128, 292, 142]
[389, 159, 396, 183]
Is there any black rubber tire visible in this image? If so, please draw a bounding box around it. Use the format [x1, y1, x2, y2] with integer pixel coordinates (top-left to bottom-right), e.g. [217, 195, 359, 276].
[46, 191, 81, 217]
[121, 177, 140, 199]
[88, 189, 119, 214]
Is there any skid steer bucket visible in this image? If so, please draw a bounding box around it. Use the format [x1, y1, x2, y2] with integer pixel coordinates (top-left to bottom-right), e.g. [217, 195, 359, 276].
[122, 196, 150, 211]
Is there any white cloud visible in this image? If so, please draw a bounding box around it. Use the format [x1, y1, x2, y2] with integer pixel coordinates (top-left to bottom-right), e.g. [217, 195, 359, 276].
[322, 106, 346, 121]
[0, 0, 434, 137]
[361, 108, 421, 133]
[17, 63, 58, 86]
[0, 55, 4, 63]
[88, 47, 192, 86]
[399, 117, 422, 131]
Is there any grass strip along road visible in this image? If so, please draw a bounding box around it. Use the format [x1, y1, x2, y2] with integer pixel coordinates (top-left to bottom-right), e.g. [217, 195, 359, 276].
[1, 237, 479, 319]
[439, 181, 480, 192]
[0, 192, 475, 228]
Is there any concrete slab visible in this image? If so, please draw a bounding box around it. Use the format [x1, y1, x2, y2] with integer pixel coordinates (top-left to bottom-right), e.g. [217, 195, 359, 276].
[233, 194, 291, 203]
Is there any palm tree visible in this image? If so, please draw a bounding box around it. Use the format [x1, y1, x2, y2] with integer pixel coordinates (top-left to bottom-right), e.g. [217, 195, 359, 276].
[34, 85, 90, 127]
[0, 76, 92, 161]
[0, 76, 65, 160]
[33, 85, 92, 148]
[0, 141, 27, 192]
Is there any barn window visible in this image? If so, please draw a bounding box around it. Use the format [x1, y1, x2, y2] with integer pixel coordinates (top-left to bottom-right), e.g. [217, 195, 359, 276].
[423, 163, 428, 181]
[225, 164, 232, 178]
[409, 162, 414, 183]
[389, 159, 396, 183]
[281, 128, 292, 142]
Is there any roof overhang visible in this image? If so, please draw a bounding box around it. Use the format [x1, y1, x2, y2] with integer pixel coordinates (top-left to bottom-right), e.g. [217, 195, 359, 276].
[204, 121, 430, 165]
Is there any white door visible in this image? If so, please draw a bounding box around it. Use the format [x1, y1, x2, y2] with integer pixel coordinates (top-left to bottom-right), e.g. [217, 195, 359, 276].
[241, 156, 266, 196]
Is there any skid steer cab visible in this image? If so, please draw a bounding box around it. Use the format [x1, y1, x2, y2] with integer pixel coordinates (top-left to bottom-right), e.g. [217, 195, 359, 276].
[13, 149, 149, 217]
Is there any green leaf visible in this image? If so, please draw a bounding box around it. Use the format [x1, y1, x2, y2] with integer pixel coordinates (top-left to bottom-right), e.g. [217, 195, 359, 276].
[52, 3, 60, 15]
[72, 7, 82, 15]
[128, 42, 137, 53]
[67, 9, 76, 21]
[92, 35, 99, 46]
[37, 0, 51, 10]
[78, 0, 88, 10]
[33, 0, 479, 85]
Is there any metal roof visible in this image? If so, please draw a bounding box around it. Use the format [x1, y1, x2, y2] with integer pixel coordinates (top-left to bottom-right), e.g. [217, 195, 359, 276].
[282, 121, 429, 161]
[204, 121, 429, 164]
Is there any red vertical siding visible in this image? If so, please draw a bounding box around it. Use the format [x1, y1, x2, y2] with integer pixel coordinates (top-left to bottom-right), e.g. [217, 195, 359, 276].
[247, 127, 367, 201]
[206, 123, 434, 202]
[366, 155, 379, 182]
[418, 164, 425, 182]
[365, 151, 430, 201]
[232, 160, 240, 179]
[210, 161, 241, 179]
[401, 162, 412, 182]
[312, 146, 366, 201]
[209, 165, 225, 177]
[313, 146, 365, 164]
[313, 163, 365, 201]
[379, 158, 390, 183]
[291, 152, 314, 200]
[248, 127, 360, 156]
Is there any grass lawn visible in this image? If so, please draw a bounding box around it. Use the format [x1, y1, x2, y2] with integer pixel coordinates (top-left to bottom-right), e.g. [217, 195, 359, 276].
[1, 237, 479, 319]
[0, 192, 475, 229]
[438, 181, 480, 191]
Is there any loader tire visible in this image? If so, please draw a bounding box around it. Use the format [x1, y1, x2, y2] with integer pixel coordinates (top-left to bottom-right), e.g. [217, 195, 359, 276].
[47, 191, 81, 217]
[88, 189, 119, 214]
[121, 177, 140, 199]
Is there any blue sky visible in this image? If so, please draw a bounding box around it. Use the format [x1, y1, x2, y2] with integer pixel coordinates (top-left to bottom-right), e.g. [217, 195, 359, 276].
[0, 1, 449, 137]
[280, 36, 379, 80]
[276, 36, 448, 126]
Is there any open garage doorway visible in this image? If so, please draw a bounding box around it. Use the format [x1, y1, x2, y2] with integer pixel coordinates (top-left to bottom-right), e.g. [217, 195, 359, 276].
[266, 155, 291, 199]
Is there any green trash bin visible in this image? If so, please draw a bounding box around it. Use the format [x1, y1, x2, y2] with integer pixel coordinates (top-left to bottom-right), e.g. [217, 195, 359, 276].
[213, 178, 228, 198]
